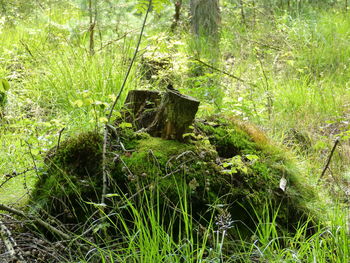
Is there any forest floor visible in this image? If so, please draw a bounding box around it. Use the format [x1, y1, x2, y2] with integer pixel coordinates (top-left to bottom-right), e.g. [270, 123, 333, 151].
[0, 1, 349, 262]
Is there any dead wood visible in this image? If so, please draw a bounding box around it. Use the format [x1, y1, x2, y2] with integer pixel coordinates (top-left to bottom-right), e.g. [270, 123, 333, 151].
[123, 90, 161, 129]
[147, 90, 200, 141]
[0, 218, 26, 263]
[0, 204, 71, 240]
[121, 89, 200, 141]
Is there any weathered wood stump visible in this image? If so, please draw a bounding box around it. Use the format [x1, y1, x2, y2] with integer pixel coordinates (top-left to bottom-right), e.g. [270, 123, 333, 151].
[122, 89, 200, 141]
[123, 90, 161, 129]
[147, 90, 200, 140]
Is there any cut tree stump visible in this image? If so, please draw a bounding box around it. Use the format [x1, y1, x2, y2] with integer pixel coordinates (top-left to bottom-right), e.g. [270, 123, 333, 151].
[121, 89, 200, 141]
[123, 90, 161, 130]
[147, 90, 200, 141]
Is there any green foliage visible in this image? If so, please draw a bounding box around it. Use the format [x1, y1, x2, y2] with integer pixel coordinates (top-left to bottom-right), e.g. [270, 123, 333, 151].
[0, 78, 9, 107]
[30, 131, 103, 222]
[135, 0, 171, 14]
[0, 0, 349, 261]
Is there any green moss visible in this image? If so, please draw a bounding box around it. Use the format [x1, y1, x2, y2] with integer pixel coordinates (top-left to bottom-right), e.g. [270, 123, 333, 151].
[196, 120, 256, 158]
[29, 118, 320, 238]
[30, 132, 103, 222]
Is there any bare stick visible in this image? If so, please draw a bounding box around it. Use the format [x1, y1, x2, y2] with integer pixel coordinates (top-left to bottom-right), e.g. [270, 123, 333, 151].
[101, 0, 152, 205]
[107, 0, 152, 122]
[193, 58, 259, 88]
[88, 0, 95, 55]
[0, 204, 71, 240]
[56, 127, 65, 152]
[319, 138, 340, 182]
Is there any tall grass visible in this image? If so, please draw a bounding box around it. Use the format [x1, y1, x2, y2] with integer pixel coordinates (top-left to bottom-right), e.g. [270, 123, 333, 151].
[0, 1, 349, 261]
[70, 187, 348, 262]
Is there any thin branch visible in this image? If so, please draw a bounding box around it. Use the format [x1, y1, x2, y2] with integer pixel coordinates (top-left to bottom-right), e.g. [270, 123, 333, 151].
[25, 141, 40, 182]
[107, 0, 152, 122]
[0, 168, 35, 189]
[193, 58, 259, 88]
[101, 0, 152, 205]
[56, 127, 65, 152]
[318, 138, 340, 182]
[0, 204, 71, 240]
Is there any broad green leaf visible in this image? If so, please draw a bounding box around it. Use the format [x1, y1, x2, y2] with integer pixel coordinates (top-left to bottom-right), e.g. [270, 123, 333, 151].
[246, 154, 259, 161]
[84, 98, 93, 105]
[0, 79, 10, 91]
[99, 117, 108, 123]
[119, 122, 132, 129]
[114, 111, 122, 118]
[108, 94, 116, 101]
[72, 99, 83, 107]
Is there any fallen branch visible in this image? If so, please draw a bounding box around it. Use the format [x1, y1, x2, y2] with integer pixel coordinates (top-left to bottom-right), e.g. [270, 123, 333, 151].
[0, 204, 71, 240]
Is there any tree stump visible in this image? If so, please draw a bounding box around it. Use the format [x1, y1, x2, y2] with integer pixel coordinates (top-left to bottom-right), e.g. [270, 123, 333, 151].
[122, 89, 200, 141]
[147, 90, 200, 141]
[122, 90, 161, 130]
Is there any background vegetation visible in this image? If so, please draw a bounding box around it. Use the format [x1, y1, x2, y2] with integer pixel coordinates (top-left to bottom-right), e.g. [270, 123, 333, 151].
[0, 0, 349, 262]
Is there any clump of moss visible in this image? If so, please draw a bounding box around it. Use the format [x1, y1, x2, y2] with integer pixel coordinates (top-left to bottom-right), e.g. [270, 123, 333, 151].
[30, 117, 321, 238]
[196, 120, 256, 157]
[30, 132, 103, 222]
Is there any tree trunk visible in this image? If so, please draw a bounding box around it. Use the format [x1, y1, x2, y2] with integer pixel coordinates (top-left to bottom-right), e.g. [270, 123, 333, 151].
[171, 0, 182, 31]
[147, 90, 200, 141]
[190, 0, 221, 38]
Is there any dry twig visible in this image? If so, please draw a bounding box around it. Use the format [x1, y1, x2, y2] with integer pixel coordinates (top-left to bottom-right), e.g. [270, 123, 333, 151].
[0, 204, 71, 240]
[319, 137, 340, 182]
[101, 0, 152, 205]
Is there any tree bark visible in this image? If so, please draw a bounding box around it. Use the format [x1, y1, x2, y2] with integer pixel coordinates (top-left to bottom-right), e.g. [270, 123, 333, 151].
[190, 0, 221, 38]
[121, 90, 200, 141]
[147, 90, 200, 141]
[123, 90, 162, 130]
[171, 0, 182, 31]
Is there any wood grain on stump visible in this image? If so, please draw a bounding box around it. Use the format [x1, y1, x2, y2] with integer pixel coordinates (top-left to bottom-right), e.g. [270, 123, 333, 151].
[122, 89, 199, 141]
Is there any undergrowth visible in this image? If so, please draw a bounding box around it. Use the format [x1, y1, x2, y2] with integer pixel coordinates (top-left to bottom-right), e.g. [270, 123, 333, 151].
[0, 0, 349, 262]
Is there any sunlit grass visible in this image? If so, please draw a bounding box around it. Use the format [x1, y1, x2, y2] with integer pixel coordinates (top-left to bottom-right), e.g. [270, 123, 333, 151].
[0, 1, 349, 261]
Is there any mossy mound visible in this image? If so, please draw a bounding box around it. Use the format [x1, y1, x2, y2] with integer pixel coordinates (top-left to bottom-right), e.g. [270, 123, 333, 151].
[30, 132, 103, 222]
[30, 117, 320, 237]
